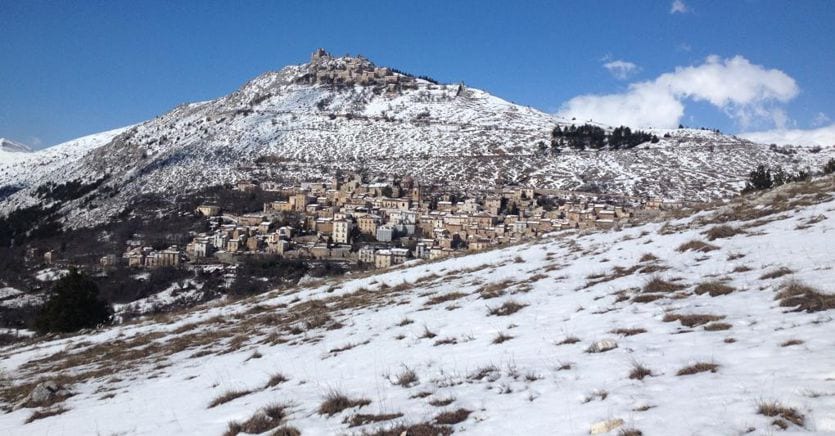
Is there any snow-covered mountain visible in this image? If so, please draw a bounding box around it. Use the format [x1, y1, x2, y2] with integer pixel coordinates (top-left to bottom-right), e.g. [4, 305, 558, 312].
[1, 175, 833, 435]
[1, 49, 833, 226]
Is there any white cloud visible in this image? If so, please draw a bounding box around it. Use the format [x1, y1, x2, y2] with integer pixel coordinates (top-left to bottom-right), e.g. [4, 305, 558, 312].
[557, 55, 799, 129]
[670, 0, 689, 14]
[603, 60, 639, 80]
[812, 112, 830, 127]
[740, 124, 835, 147]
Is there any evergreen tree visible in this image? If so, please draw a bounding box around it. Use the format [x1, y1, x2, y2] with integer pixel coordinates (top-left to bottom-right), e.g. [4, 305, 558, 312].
[35, 269, 113, 334]
[824, 158, 835, 175]
[743, 164, 773, 193]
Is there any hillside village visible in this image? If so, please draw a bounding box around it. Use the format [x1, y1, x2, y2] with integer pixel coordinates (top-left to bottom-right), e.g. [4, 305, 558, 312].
[118, 173, 684, 271]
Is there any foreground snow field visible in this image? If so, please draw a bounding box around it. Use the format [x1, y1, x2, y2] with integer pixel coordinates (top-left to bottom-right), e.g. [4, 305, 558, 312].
[1, 177, 834, 435]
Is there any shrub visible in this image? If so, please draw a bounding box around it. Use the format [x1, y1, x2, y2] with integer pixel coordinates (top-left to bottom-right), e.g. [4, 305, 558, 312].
[743, 164, 773, 192]
[824, 158, 835, 174]
[34, 269, 113, 334]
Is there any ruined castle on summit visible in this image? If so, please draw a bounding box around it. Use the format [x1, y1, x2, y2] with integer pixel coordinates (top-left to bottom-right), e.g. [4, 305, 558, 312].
[296, 48, 420, 92]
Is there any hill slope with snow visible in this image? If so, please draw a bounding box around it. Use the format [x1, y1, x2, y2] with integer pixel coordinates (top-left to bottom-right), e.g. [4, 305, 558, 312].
[1, 176, 833, 435]
[1, 50, 833, 227]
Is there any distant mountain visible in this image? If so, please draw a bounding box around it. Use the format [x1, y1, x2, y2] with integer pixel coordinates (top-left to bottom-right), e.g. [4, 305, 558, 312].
[1, 49, 833, 227]
[0, 138, 32, 163]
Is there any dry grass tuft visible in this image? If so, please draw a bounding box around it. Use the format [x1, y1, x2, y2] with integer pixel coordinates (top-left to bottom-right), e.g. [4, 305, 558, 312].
[760, 267, 793, 280]
[393, 366, 419, 387]
[776, 280, 835, 312]
[428, 397, 455, 407]
[346, 412, 403, 427]
[694, 281, 736, 297]
[663, 313, 724, 328]
[397, 317, 414, 327]
[434, 408, 472, 425]
[420, 326, 437, 339]
[269, 426, 302, 436]
[643, 277, 686, 293]
[704, 225, 743, 241]
[264, 372, 288, 388]
[433, 337, 457, 346]
[757, 401, 805, 428]
[639, 253, 658, 263]
[224, 403, 287, 436]
[556, 336, 580, 345]
[25, 406, 69, 424]
[632, 294, 664, 303]
[425, 292, 467, 306]
[676, 362, 719, 376]
[478, 280, 513, 299]
[209, 388, 254, 408]
[366, 423, 453, 436]
[781, 339, 804, 347]
[318, 391, 371, 416]
[610, 328, 647, 337]
[629, 362, 653, 380]
[492, 332, 514, 344]
[619, 429, 643, 436]
[677, 240, 719, 253]
[703, 322, 732, 331]
[487, 300, 527, 316]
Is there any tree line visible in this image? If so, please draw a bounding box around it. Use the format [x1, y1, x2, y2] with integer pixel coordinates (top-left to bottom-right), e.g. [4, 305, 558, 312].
[549, 124, 659, 151]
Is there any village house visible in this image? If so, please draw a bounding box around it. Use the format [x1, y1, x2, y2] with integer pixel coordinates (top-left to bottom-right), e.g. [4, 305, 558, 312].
[195, 205, 221, 217]
[332, 220, 353, 244]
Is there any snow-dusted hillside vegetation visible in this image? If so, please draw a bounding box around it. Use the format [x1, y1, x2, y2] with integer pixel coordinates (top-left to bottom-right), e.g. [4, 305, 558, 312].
[1, 175, 833, 435]
[1, 50, 833, 227]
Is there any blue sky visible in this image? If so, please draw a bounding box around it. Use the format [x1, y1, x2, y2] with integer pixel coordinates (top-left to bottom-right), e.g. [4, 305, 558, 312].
[1, 0, 833, 148]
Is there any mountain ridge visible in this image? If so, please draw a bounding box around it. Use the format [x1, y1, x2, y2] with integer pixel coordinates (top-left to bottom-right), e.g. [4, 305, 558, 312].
[1, 50, 833, 227]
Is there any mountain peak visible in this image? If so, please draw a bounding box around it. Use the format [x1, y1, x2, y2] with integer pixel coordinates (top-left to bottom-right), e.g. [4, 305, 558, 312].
[0, 137, 32, 153]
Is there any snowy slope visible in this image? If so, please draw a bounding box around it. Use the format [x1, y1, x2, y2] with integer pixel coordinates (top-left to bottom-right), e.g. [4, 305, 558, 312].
[1, 51, 833, 227]
[0, 127, 130, 204]
[1, 176, 834, 435]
